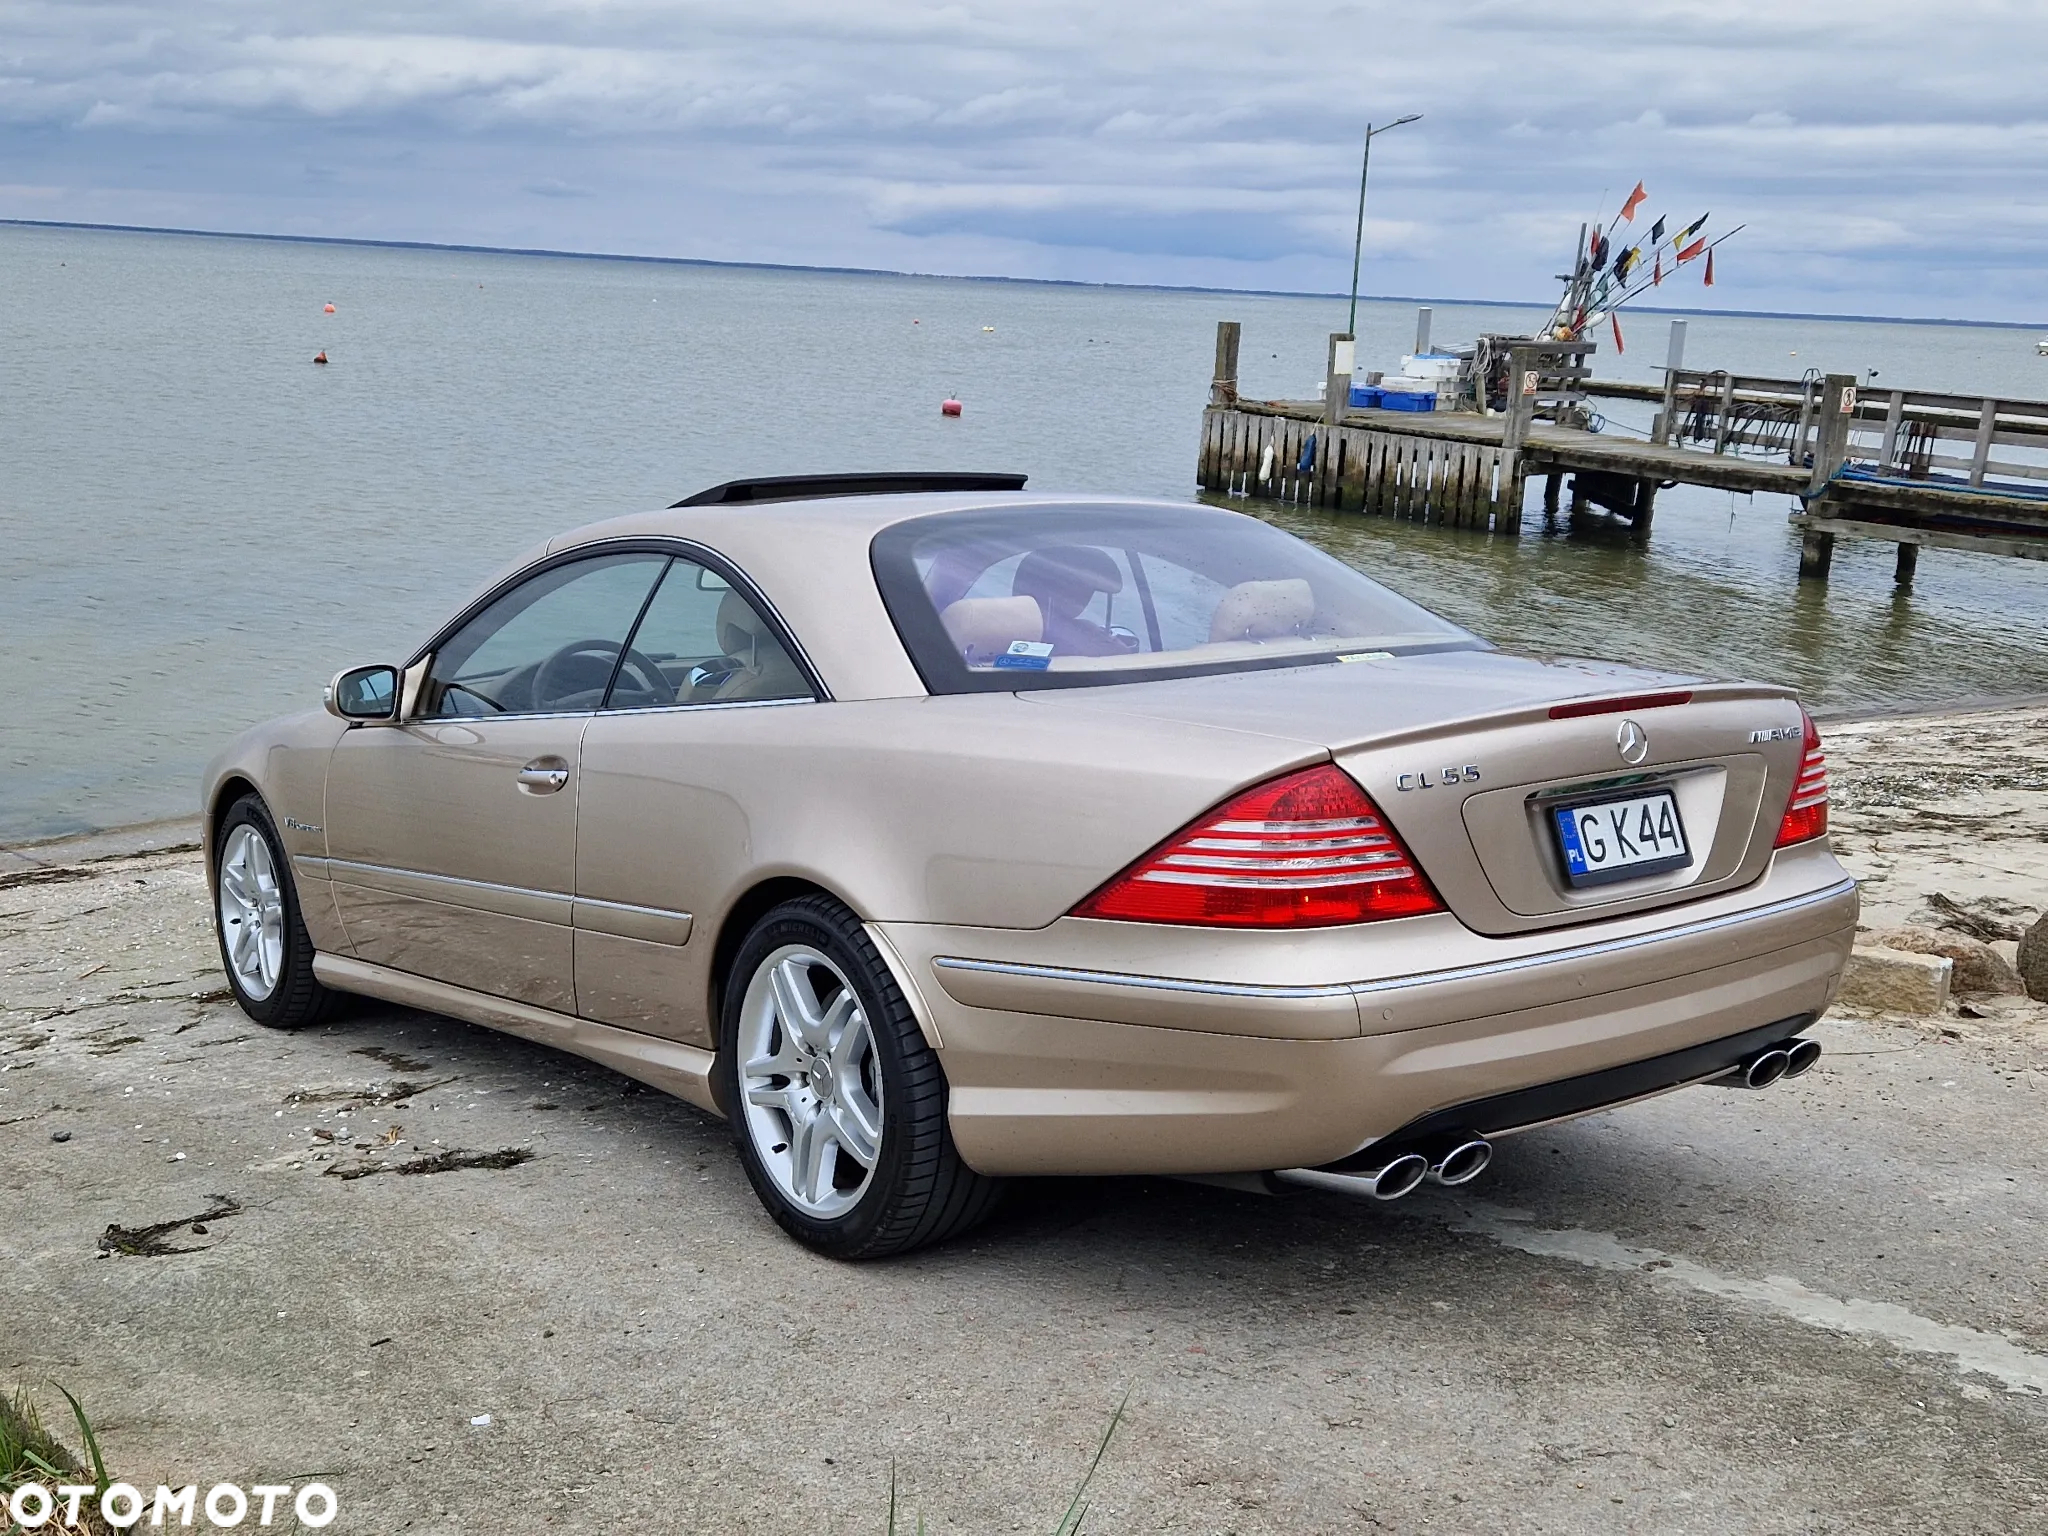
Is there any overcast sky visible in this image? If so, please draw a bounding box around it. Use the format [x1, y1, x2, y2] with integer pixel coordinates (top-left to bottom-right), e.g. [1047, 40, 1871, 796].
[3, 2, 2042, 321]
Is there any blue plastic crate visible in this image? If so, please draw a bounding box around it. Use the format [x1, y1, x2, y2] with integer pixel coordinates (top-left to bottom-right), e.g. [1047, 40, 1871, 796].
[1347, 383, 1385, 408]
[1378, 390, 1436, 412]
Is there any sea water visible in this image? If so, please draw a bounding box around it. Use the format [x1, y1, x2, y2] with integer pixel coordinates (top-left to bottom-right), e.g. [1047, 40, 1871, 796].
[4, 221, 2045, 840]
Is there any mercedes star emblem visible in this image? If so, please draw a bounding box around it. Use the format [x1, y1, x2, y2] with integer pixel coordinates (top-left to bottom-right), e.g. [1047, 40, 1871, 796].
[1616, 719, 1650, 766]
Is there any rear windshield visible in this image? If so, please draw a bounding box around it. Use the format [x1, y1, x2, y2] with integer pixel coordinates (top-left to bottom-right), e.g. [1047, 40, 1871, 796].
[871, 503, 1480, 692]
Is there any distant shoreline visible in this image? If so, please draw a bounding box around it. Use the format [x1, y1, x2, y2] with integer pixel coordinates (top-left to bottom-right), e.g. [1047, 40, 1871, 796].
[6, 216, 2044, 333]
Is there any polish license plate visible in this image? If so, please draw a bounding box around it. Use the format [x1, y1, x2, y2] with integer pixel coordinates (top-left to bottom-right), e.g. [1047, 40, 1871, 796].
[1552, 790, 1692, 888]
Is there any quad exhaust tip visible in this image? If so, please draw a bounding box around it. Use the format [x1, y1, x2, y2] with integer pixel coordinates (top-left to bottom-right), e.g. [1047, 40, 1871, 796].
[1428, 1136, 1493, 1187]
[1275, 1133, 1492, 1202]
[1742, 1048, 1791, 1089]
[1713, 1036, 1820, 1089]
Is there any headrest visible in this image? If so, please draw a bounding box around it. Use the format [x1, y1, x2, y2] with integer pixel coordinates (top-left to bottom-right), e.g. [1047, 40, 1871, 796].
[1013, 545, 1124, 601]
[1209, 578, 1315, 643]
[940, 596, 1043, 661]
[717, 589, 771, 659]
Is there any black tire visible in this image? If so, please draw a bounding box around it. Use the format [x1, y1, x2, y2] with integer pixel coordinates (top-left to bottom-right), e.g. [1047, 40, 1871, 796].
[212, 794, 339, 1030]
[716, 895, 1002, 1258]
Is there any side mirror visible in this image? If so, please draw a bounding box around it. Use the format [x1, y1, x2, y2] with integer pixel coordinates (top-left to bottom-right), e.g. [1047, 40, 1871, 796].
[326, 665, 400, 721]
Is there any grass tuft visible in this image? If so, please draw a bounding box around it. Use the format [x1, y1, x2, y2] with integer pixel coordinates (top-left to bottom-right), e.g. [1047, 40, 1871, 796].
[3, 1383, 114, 1533]
[882, 1387, 1133, 1535]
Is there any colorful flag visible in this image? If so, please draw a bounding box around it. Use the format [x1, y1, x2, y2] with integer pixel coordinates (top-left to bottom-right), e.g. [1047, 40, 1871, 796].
[1704, 248, 1716, 286]
[1611, 312, 1626, 353]
[1619, 181, 1648, 222]
[1681, 212, 1710, 240]
[1676, 237, 1707, 263]
[1649, 216, 1666, 244]
[1653, 250, 1664, 285]
[1614, 246, 1639, 283]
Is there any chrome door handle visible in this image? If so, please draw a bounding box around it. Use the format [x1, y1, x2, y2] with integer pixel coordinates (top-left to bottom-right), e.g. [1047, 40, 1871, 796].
[516, 759, 571, 794]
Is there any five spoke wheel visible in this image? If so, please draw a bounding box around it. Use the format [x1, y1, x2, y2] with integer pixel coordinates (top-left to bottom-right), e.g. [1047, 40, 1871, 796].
[218, 822, 286, 1002]
[718, 895, 1001, 1256]
[737, 945, 884, 1218]
[211, 794, 336, 1029]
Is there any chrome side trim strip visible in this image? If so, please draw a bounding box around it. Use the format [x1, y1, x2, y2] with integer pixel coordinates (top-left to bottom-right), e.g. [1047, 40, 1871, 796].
[326, 857, 571, 904]
[932, 957, 1354, 1001]
[322, 858, 694, 942]
[571, 894, 694, 946]
[933, 877, 1857, 1003]
[1345, 877, 1857, 997]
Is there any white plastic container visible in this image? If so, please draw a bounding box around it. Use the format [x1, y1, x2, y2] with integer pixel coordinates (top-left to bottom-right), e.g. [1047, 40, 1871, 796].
[1400, 353, 1464, 382]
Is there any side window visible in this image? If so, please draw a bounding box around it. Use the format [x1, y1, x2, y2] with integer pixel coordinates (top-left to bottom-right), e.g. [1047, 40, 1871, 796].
[422, 554, 668, 718]
[607, 558, 812, 708]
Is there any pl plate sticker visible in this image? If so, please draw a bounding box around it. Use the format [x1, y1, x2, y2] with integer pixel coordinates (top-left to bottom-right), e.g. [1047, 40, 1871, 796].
[993, 640, 1055, 670]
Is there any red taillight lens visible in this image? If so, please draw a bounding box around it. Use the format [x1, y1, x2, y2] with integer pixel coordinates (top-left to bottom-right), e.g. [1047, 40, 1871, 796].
[1071, 764, 1444, 928]
[1774, 710, 1829, 847]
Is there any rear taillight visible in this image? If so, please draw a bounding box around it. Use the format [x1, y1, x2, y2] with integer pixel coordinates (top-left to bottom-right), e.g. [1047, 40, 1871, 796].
[1071, 764, 1443, 928]
[1774, 710, 1829, 847]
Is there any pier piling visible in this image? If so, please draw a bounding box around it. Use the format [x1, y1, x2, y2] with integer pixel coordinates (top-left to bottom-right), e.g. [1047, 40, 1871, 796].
[1196, 326, 2048, 577]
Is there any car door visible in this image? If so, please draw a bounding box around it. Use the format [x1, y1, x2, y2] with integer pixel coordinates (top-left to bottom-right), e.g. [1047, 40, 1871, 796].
[573, 553, 817, 1044]
[324, 550, 670, 1012]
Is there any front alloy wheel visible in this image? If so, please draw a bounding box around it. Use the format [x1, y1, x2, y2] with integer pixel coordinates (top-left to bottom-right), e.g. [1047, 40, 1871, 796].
[212, 794, 336, 1029]
[718, 896, 1000, 1258]
[218, 823, 286, 1001]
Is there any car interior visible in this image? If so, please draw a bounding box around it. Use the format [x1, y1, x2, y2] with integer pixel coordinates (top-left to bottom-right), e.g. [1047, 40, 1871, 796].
[422, 555, 812, 717]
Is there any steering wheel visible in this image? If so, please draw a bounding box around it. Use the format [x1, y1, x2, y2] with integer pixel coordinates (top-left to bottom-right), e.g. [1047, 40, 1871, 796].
[532, 639, 671, 711]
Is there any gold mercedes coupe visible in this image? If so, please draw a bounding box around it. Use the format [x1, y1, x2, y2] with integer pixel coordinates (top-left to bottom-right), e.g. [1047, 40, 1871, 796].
[204, 474, 1855, 1256]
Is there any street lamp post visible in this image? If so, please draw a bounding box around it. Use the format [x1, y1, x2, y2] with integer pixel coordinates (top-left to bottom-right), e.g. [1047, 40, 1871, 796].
[1347, 113, 1422, 339]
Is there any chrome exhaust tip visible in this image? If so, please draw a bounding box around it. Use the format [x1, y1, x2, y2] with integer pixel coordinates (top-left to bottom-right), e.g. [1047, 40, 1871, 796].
[1427, 1136, 1493, 1187]
[1275, 1151, 1431, 1202]
[1744, 1048, 1792, 1089]
[1781, 1037, 1822, 1079]
[1734, 1047, 1791, 1089]
[1707, 1045, 1792, 1089]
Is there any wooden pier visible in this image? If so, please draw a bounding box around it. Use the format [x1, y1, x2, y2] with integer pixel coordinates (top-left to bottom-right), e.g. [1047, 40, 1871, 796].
[1197, 320, 2048, 583]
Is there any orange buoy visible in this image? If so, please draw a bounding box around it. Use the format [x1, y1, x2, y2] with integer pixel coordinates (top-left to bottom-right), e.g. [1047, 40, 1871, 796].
[313, 351, 328, 365]
[323, 303, 335, 314]
[941, 397, 962, 416]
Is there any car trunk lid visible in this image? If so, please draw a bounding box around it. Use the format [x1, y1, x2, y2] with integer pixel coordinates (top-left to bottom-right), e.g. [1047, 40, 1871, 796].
[1020, 650, 1812, 937]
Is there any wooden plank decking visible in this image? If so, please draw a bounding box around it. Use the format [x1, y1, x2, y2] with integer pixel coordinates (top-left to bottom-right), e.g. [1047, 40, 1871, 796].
[1197, 321, 2048, 582]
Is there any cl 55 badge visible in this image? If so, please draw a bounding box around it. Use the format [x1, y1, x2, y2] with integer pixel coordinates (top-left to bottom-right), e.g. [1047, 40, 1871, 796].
[1397, 765, 1481, 791]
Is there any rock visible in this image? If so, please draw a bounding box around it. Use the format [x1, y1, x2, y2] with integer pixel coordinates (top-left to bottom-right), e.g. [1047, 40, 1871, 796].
[2020, 913, 2048, 1003]
[1838, 946, 1952, 1015]
[1865, 925, 2024, 996]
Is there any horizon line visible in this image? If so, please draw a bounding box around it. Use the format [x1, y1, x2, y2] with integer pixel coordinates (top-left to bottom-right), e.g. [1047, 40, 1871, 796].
[5, 216, 2044, 333]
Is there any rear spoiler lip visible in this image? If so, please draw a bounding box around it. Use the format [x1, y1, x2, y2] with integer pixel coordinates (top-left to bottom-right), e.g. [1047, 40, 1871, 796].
[1321, 680, 1801, 757]
[672, 472, 1028, 507]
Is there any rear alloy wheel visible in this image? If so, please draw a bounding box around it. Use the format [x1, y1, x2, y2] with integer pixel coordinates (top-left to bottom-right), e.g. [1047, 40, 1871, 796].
[719, 896, 1000, 1258]
[213, 795, 337, 1029]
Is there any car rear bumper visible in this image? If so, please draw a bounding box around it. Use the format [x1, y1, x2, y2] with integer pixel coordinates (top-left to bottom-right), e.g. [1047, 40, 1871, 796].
[872, 844, 1857, 1177]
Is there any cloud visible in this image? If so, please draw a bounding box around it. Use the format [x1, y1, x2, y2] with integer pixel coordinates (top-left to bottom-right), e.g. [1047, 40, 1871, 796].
[0, 1, 2042, 318]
